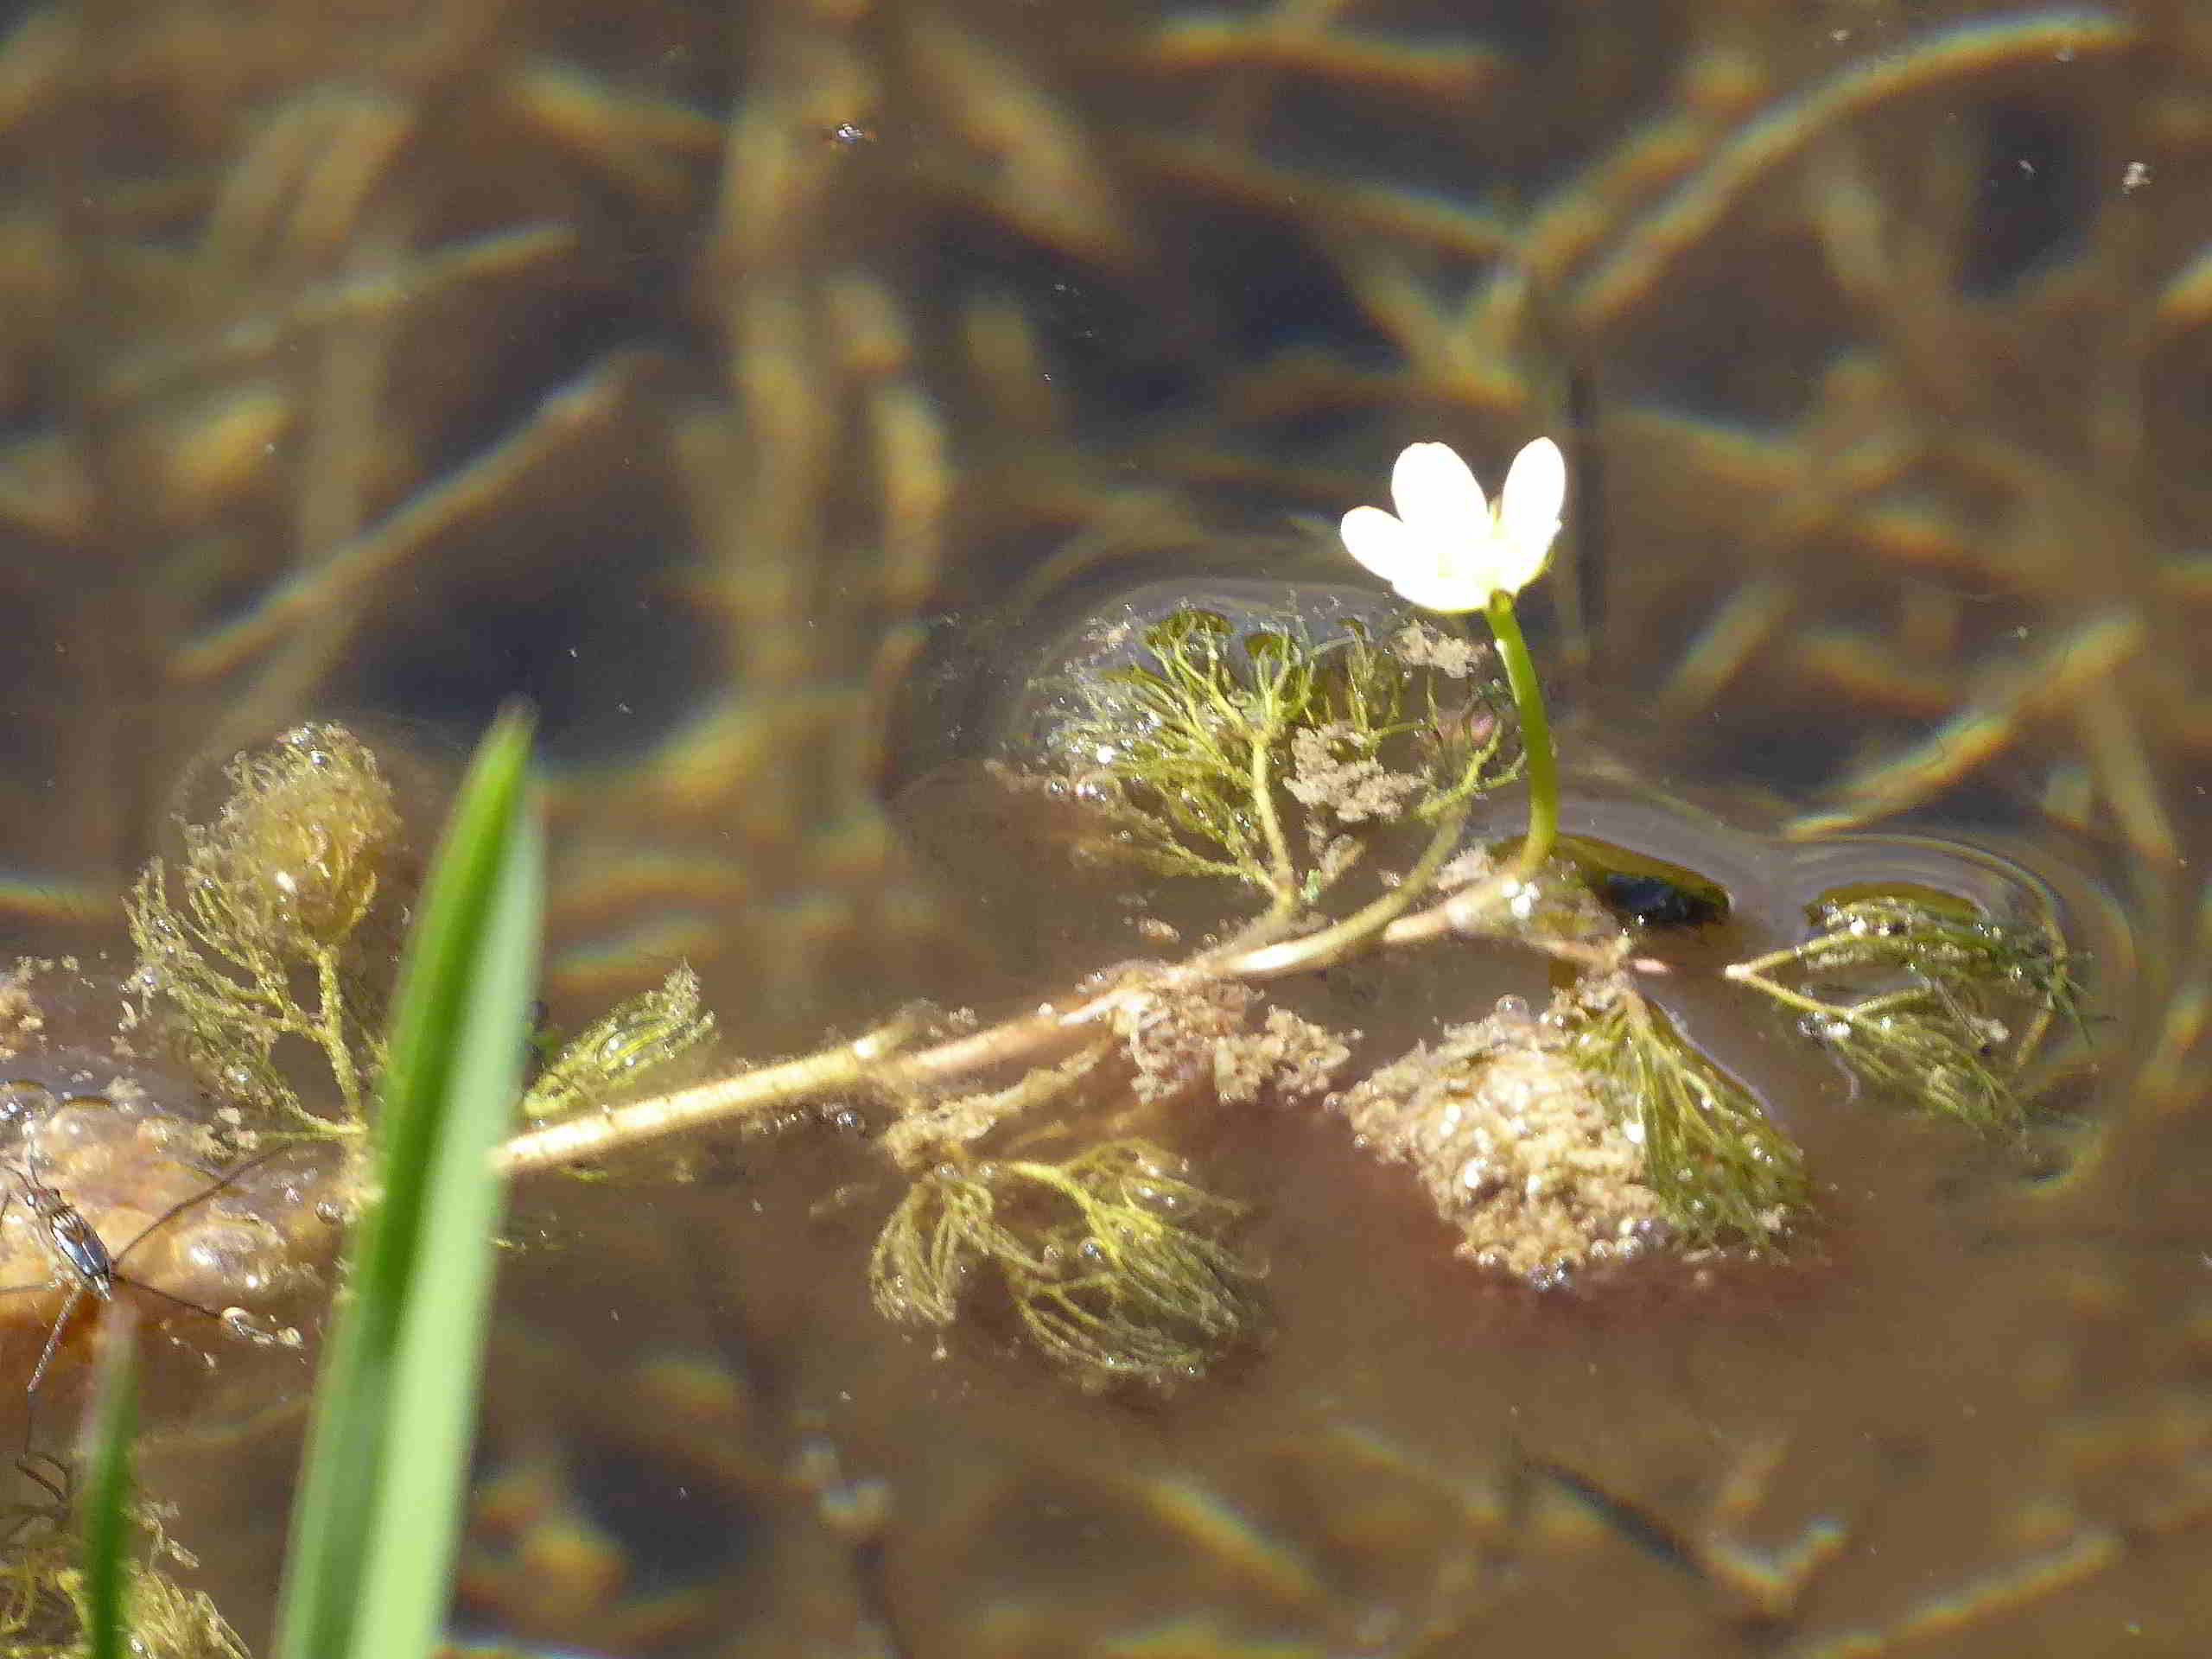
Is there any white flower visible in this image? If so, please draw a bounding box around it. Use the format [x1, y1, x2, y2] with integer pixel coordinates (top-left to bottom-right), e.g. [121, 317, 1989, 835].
[1338, 436, 1566, 613]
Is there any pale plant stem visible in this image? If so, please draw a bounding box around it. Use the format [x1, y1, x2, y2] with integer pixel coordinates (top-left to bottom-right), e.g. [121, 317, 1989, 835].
[491, 801, 1669, 1176]
[495, 1017, 920, 1173]
[1247, 711, 1300, 919]
[495, 874, 1685, 1174]
[309, 945, 361, 1120]
[1213, 794, 1474, 980]
[1484, 591, 1557, 881]
[1729, 972, 1950, 1056]
[880, 1039, 1113, 1169]
[272, 1092, 365, 1137]
[1721, 966, 1840, 1022]
[493, 810, 1508, 1175]
[1725, 941, 1827, 980]
[1732, 922, 2069, 1066]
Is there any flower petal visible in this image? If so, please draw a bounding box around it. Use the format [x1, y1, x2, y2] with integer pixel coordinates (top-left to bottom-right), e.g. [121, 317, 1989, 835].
[1496, 436, 1566, 583]
[1338, 505, 1416, 582]
[1383, 568, 1489, 614]
[1390, 442, 1484, 532]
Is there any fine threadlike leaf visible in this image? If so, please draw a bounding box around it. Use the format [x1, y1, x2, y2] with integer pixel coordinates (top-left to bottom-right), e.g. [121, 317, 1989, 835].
[1725, 893, 2084, 1135]
[1573, 988, 1806, 1252]
[79, 1315, 139, 1659]
[871, 1140, 1257, 1383]
[275, 705, 540, 1659]
[1042, 607, 1513, 914]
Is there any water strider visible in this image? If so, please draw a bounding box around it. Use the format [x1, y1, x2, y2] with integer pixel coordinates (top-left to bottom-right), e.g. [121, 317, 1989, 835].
[0, 1114, 304, 1460]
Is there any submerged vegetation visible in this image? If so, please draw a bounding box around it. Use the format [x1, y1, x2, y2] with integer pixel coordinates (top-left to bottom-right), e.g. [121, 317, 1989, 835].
[23, 444, 2084, 1406]
[871, 1141, 1255, 1383]
[84, 437, 2085, 1417]
[518, 968, 715, 1122]
[502, 438, 2086, 1346]
[485, 437, 2076, 1345]
[0, 1493, 245, 1659]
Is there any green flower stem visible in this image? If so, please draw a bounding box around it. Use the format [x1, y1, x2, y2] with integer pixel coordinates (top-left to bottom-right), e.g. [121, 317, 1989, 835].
[1484, 590, 1557, 881]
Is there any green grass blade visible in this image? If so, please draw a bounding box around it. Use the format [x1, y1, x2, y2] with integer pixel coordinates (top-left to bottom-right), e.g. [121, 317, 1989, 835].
[275, 705, 540, 1659]
[79, 1316, 139, 1659]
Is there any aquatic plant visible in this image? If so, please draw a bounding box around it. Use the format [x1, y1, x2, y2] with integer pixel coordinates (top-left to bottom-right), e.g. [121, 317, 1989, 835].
[1725, 895, 2081, 1134]
[10, 0, 2184, 1643]
[0, 1484, 247, 1659]
[1034, 438, 1562, 942]
[494, 440, 1789, 1266]
[124, 725, 401, 1134]
[869, 1140, 1256, 1385]
[1045, 601, 1516, 924]
[486, 436, 2094, 1298]
[519, 965, 715, 1122]
[122, 723, 711, 1146]
[1569, 980, 1805, 1252]
[10, 434, 2110, 1655]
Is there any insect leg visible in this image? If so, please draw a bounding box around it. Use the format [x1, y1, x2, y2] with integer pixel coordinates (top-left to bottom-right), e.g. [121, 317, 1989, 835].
[15, 1446, 67, 1510]
[116, 1278, 230, 1322]
[20, 1281, 83, 1459]
[106, 1143, 302, 1267]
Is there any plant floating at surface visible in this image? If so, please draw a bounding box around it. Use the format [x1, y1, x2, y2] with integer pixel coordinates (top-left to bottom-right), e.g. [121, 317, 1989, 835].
[1569, 979, 1807, 1252]
[1725, 893, 2082, 1134]
[0, 445, 2105, 1659]
[121, 721, 716, 1147]
[125, 725, 404, 1135]
[869, 1139, 1256, 1386]
[480, 435, 2090, 1313]
[1041, 604, 1516, 923]
[520, 965, 715, 1122]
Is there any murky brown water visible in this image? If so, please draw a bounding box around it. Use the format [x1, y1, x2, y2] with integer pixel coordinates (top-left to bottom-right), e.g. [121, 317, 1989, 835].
[5, 0, 2211, 1653]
